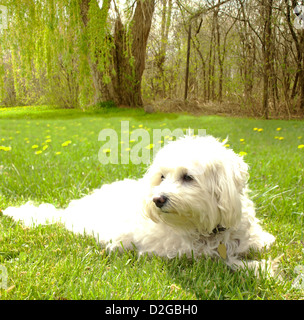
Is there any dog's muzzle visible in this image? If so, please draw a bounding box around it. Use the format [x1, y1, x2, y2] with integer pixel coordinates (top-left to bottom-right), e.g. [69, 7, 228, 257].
[153, 195, 168, 208]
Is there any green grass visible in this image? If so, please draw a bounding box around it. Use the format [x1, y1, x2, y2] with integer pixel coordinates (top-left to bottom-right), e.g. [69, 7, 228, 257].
[0, 105, 304, 300]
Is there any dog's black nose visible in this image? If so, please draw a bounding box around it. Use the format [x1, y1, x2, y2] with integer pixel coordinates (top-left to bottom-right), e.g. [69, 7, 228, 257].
[153, 195, 168, 208]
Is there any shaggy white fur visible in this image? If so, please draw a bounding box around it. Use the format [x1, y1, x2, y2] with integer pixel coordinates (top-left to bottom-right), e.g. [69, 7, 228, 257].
[3, 135, 276, 275]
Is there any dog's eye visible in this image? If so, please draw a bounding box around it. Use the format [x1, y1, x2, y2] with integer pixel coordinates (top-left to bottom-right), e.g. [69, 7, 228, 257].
[183, 174, 193, 182]
[161, 175, 165, 181]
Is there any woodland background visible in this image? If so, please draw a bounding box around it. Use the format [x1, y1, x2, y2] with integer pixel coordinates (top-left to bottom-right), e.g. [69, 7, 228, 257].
[0, 0, 304, 119]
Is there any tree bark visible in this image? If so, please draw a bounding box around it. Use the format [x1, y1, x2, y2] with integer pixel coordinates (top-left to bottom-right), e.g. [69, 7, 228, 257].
[207, 12, 216, 101]
[127, 0, 155, 106]
[192, 30, 207, 101]
[262, 0, 273, 119]
[80, 0, 155, 107]
[153, 0, 173, 97]
[215, 8, 223, 102]
[184, 24, 191, 100]
[285, 0, 304, 111]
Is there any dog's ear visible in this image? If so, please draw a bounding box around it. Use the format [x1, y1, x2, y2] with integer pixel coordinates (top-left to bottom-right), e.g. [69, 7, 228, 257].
[210, 155, 249, 229]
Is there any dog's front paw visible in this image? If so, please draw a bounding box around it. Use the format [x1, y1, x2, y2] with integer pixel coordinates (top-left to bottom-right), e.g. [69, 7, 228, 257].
[228, 256, 280, 278]
[259, 231, 276, 250]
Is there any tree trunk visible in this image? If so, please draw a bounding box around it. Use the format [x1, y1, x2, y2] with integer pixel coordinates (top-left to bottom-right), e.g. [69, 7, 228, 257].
[284, 0, 304, 111]
[299, 34, 304, 111]
[215, 7, 235, 103]
[215, 8, 223, 102]
[80, 0, 155, 107]
[127, 0, 155, 106]
[262, 0, 273, 119]
[207, 13, 216, 101]
[192, 33, 207, 101]
[155, 0, 172, 97]
[184, 24, 191, 100]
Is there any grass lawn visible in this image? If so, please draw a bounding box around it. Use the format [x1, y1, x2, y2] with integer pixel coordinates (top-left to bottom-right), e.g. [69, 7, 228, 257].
[0, 105, 303, 300]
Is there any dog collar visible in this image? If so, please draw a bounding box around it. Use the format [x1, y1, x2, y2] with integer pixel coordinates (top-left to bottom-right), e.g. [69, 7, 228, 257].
[212, 225, 226, 234]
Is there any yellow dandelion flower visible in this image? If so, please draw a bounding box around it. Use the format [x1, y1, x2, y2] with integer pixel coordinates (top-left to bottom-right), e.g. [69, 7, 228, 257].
[35, 150, 42, 155]
[239, 151, 247, 156]
[274, 136, 279, 139]
[55, 152, 61, 155]
[0, 146, 11, 151]
[276, 128, 282, 131]
[278, 137, 284, 140]
[224, 144, 230, 148]
[45, 139, 52, 143]
[253, 128, 258, 131]
[43, 145, 48, 151]
[1, 138, 5, 141]
[298, 136, 302, 139]
[240, 139, 245, 142]
[32, 145, 39, 149]
[139, 124, 143, 128]
[145, 144, 154, 150]
[298, 145, 304, 149]
[103, 148, 111, 153]
[258, 128, 263, 132]
[61, 140, 72, 147]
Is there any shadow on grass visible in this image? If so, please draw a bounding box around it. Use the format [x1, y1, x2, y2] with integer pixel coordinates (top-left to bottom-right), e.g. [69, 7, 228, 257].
[160, 253, 270, 300]
[103, 247, 261, 300]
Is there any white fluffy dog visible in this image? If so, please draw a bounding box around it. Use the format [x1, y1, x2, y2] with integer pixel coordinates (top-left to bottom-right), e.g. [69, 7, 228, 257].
[4, 135, 276, 274]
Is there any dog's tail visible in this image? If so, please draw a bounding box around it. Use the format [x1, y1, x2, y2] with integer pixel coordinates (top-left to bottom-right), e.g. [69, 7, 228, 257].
[3, 202, 64, 228]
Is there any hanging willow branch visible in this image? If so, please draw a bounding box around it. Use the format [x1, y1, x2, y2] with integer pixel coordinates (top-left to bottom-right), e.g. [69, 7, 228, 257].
[0, 0, 112, 108]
